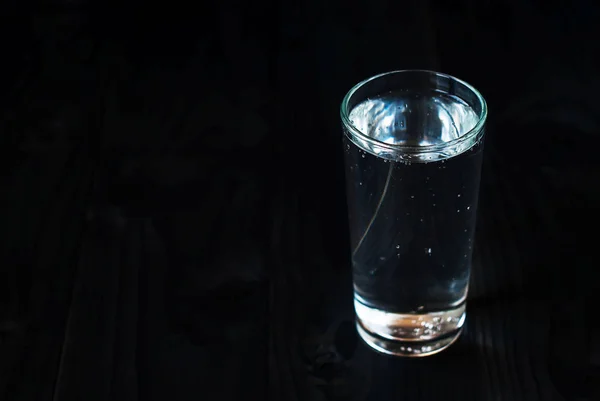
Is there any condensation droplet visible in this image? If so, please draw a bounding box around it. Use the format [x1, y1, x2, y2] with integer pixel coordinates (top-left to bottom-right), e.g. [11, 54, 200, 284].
[410, 195, 415, 199]
[425, 248, 432, 255]
[457, 194, 461, 198]
[467, 206, 471, 210]
[396, 245, 400, 249]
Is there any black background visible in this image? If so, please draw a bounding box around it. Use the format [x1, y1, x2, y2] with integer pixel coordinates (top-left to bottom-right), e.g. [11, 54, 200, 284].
[1, 0, 599, 400]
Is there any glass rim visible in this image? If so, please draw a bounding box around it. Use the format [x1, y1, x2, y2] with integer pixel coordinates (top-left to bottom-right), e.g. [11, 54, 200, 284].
[340, 69, 488, 154]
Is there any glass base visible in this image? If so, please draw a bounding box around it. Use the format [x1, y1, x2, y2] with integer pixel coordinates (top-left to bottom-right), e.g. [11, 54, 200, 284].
[354, 300, 466, 357]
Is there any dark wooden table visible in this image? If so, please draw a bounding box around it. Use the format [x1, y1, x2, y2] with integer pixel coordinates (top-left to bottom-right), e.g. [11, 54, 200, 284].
[1, 1, 598, 400]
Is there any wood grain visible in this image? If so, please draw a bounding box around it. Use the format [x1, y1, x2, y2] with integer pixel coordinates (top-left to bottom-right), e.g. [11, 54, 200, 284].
[1, 2, 599, 401]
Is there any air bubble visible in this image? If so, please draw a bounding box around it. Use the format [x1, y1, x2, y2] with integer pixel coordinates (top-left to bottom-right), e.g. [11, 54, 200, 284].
[457, 194, 461, 198]
[396, 245, 400, 249]
[425, 248, 432, 255]
[467, 206, 471, 210]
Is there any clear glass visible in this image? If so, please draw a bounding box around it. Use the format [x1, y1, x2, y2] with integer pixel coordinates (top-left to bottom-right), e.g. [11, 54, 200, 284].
[341, 70, 487, 357]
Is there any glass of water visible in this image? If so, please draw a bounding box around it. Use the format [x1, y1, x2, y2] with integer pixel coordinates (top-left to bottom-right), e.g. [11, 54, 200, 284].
[341, 70, 487, 357]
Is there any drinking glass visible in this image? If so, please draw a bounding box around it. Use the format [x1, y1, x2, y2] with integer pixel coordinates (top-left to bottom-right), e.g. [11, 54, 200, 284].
[341, 70, 487, 356]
